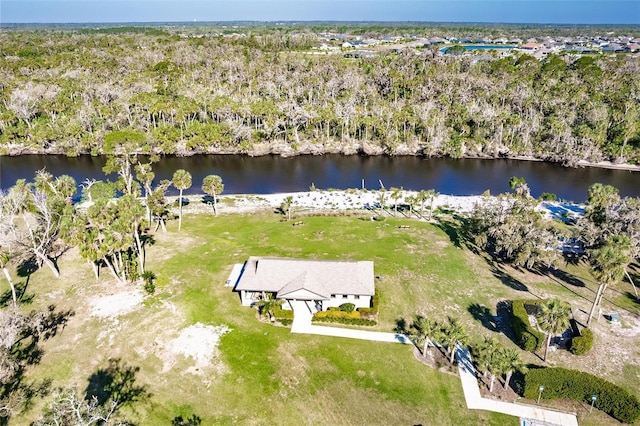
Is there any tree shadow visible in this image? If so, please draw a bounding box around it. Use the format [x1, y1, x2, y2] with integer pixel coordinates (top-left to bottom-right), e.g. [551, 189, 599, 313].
[201, 195, 215, 206]
[173, 414, 202, 426]
[0, 282, 34, 308]
[393, 317, 408, 334]
[16, 256, 38, 282]
[0, 305, 72, 424]
[467, 303, 498, 332]
[495, 300, 517, 343]
[491, 265, 529, 292]
[535, 265, 585, 288]
[85, 358, 149, 409]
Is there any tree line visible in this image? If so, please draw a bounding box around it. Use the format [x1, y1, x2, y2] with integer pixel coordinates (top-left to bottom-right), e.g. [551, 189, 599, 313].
[1, 29, 639, 166]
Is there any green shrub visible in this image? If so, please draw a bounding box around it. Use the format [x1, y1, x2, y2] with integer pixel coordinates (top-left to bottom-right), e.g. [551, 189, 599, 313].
[511, 300, 544, 351]
[312, 316, 376, 326]
[339, 303, 356, 313]
[569, 328, 594, 355]
[278, 319, 293, 326]
[540, 192, 557, 201]
[314, 310, 360, 320]
[272, 305, 293, 320]
[523, 367, 640, 423]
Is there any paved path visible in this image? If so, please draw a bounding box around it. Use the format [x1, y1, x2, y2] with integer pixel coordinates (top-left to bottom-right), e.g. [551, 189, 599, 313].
[456, 347, 578, 426]
[288, 304, 576, 425]
[289, 300, 412, 344]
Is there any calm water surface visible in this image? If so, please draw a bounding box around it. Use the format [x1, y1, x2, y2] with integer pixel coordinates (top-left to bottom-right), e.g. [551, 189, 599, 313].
[0, 155, 638, 202]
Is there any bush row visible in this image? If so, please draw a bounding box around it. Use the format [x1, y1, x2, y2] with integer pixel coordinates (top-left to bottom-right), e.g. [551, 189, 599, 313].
[312, 316, 377, 326]
[278, 319, 293, 326]
[524, 367, 640, 423]
[314, 310, 361, 320]
[272, 306, 294, 320]
[569, 328, 594, 355]
[511, 299, 545, 351]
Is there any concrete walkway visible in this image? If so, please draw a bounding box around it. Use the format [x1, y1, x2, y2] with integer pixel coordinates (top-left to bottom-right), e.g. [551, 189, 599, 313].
[456, 347, 578, 426]
[289, 300, 412, 344]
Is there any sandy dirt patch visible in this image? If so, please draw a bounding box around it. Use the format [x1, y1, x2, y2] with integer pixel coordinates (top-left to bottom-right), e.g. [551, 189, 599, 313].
[89, 286, 144, 318]
[161, 323, 230, 375]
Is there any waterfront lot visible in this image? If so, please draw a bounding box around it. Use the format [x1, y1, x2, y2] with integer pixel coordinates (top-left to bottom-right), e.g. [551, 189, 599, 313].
[12, 212, 640, 425]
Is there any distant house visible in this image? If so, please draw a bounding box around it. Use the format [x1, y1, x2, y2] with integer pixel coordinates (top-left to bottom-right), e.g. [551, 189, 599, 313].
[521, 42, 543, 51]
[234, 257, 375, 312]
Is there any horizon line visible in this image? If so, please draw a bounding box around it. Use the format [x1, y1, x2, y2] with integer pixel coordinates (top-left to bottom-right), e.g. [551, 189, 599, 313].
[2, 20, 639, 26]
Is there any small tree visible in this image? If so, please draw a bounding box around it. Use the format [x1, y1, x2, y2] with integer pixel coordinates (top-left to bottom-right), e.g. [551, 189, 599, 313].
[201, 175, 224, 216]
[254, 294, 284, 321]
[390, 187, 402, 216]
[0, 250, 17, 307]
[537, 298, 571, 362]
[500, 347, 525, 393]
[172, 170, 192, 231]
[443, 317, 468, 364]
[280, 196, 294, 221]
[409, 315, 440, 355]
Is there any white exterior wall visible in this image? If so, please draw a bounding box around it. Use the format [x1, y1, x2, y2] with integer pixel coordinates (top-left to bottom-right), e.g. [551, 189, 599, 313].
[322, 295, 372, 310]
[240, 290, 262, 306]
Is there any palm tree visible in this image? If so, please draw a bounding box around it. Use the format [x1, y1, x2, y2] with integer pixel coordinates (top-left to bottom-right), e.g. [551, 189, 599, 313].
[472, 336, 499, 379]
[377, 188, 387, 212]
[280, 196, 294, 221]
[425, 189, 440, 220]
[500, 347, 525, 394]
[254, 294, 284, 321]
[537, 299, 571, 362]
[390, 187, 402, 216]
[509, 176, 530, 198]
[409, 315, 439, 355]
[135, 162, 155, 223]
[405, 195, 416, 218]
[172, 169, 192, 231]
[443, 317, 468, 364]
[202, 175, 224, 216]
[587, 235, 630, 325]
[0, 250, 17, 307]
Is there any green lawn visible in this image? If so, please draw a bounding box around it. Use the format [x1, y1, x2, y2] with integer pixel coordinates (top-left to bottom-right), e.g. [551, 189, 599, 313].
[10, 211, 640, 425]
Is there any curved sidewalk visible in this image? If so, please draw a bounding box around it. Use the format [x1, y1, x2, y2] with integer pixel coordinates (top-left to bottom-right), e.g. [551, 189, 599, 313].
[457, 347, 578, 426]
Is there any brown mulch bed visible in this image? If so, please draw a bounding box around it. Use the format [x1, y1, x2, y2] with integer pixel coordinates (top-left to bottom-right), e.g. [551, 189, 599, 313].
[412, 346, 458, 376]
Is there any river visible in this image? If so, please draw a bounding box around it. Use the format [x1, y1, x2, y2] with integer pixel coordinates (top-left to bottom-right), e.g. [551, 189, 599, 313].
[0, 155, 638, 202]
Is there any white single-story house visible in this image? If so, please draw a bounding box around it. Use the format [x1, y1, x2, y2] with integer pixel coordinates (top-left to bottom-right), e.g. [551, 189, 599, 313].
[234, 256, 374, 312]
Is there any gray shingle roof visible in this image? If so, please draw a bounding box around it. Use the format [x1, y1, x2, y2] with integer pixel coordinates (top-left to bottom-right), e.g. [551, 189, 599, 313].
[235, 256, 374, 300]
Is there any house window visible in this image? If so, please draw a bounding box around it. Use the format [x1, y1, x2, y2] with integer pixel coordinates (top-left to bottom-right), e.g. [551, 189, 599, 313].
[342, 295, 347, 299]
[331, 294, 336, 298]
[354, 295, 360, 299]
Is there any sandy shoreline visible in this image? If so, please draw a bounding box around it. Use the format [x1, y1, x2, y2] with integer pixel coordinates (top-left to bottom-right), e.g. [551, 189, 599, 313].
[171, 190, 584, 220]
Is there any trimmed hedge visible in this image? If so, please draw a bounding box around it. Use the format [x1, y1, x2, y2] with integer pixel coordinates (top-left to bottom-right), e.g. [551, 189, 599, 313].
[569, 328, 594, 355]
[524, 367, 640, 423]
[272, 306, 294, 320]
[511, 299, 545, 351]
[313, 316, 377, 326]
[314, 310, 361, 320]
[339, 303, 356, 313]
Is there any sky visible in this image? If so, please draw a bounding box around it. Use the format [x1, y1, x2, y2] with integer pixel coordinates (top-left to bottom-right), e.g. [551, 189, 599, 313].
[2, 0, 639, 25]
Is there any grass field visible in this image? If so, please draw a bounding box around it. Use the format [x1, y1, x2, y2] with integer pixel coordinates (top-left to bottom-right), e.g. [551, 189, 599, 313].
[8, 211, 640, 425]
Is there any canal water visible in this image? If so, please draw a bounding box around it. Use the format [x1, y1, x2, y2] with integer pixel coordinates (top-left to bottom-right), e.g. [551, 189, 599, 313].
[0, 154, 638, 202]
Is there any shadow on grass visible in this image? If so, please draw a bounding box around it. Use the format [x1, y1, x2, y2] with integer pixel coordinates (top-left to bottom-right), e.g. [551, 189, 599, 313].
[0, 305, 73, 424]
[467, 303, 498, 332]
[491, 265, 529, 292]
[173, 414, 202, 425]
[536, 266, 585, 288]
[85, 358, 149, 408]
[0, 281, 34, 308]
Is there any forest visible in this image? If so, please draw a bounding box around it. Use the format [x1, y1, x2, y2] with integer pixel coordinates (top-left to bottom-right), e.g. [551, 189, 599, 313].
[1, 25, 639, 166]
